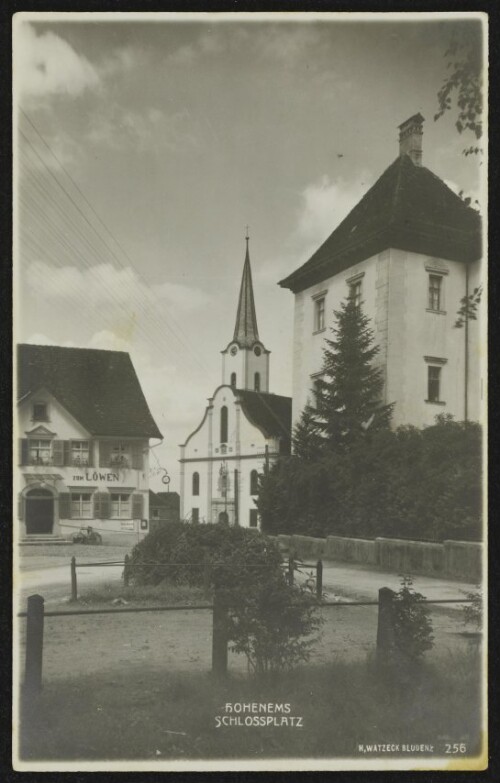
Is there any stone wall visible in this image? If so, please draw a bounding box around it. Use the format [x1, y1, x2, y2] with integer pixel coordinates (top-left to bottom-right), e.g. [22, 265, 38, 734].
[272, 533, 482, 582]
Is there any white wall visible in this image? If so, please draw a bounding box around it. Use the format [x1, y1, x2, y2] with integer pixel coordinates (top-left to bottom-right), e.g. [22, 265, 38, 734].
[291, 249, 483, 432]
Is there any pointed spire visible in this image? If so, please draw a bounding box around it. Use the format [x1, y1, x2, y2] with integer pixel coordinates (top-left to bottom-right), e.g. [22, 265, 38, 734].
[233, 231, 260, 348]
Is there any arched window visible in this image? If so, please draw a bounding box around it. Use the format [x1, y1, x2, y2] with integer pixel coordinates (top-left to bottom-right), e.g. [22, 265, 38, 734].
[230, 372, 237, 388]
[192, 472, 200, 496]
[250, 469, 259, 496]
[220, 405, 228, 443]
[254, 372, 260, 391]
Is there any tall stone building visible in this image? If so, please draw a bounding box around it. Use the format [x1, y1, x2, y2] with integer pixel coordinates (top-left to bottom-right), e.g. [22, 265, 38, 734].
[179, 237, 291, 527]
[280, 115, 483, 431]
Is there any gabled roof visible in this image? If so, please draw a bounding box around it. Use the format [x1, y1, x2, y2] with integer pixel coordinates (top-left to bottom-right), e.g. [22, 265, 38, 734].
[17, 344, 162, 439]
[233, 237, 260, 348]
[236, 389, 292, 451]
[279, 155, 482, 293]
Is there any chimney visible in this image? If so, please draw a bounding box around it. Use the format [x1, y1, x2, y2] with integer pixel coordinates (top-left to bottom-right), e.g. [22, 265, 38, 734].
[398, 113, 425, 166]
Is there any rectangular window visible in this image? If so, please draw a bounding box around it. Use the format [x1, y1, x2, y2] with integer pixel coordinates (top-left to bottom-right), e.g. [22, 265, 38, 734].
[349, 279, 362, 309]
[32, 403, 48, 421]
[315, 297, 325, 332]
[71, 440, 90, 466]
[28, 439, 52, 465]
[427, 366, 441, 402]
[192, 508, 199, 524]
[71, 492, 93, 519]
[249, 509, 258, 528]
[111, 493, 131, 518]
[428, 275, 442, 311]
[110, 443, 130, 468]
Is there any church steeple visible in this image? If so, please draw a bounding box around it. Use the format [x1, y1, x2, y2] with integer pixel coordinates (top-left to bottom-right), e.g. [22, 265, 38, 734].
[233, 232, 259, 348]
[221, 233, 270, 393]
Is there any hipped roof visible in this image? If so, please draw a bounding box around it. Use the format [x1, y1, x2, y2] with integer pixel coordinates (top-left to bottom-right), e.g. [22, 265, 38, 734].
[279, 155, 482, 293]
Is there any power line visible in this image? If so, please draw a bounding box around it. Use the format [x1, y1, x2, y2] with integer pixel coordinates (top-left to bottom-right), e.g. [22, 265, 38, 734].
[18, 111, 213, 376]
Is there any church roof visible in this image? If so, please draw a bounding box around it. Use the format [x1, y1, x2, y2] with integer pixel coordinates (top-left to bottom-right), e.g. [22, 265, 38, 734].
[17, 343, 162, 439]
[237, 389, 292, 451]
[233, 237, 260, 348]
[279, 154, 482, 293]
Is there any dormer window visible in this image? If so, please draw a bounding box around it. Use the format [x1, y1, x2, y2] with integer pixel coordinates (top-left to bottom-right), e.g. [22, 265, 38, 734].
[33, 403, 48, 422]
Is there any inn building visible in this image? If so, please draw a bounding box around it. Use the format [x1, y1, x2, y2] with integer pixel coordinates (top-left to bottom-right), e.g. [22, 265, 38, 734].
[179, 237, 291, 528]
[279, 115, 483, 431]
[16, 343, 162, 543]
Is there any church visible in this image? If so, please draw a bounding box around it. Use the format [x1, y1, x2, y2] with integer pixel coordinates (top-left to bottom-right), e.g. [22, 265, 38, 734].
[179, 237, 292, 528]
[279, 114, 483, 431]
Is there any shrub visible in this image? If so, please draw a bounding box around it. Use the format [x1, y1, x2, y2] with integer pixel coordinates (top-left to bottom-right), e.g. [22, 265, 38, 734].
[129, 521, 323, 674]
[258, 417, 482, 541]
[462, 586, 483, 631]
[392, 575, 434, 662]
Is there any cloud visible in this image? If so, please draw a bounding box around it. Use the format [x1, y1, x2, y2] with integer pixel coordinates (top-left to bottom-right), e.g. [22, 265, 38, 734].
[14, 22, 100, 98]
[295, 172, 372, 257]
[24, 332, 77, 348]
[26, 260, 209, 313]
[86, 104, 200, 153]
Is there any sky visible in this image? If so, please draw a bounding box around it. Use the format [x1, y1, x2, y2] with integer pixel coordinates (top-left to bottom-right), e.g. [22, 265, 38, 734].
[13, 12, 485, 491]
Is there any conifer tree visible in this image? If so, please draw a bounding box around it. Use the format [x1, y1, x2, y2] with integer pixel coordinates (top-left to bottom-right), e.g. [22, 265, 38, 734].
[294, 296, 393, 456]
[292, 402, 324, 460]
[316, 295, 394, 450]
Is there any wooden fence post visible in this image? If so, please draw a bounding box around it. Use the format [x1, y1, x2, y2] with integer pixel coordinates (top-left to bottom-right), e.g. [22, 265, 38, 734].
[123, 554, 130, 587]
[288, 555, 294, 586]
[376, 587, 396, 662]
[212, 590, 228, 676]
[203, 553, 211, 599]
[24, 594, 44, 696]
[316, 559, 323, 602]
[70, 556, 77, 602]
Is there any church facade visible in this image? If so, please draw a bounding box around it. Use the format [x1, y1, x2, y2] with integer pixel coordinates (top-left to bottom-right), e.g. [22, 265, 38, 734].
[179, 238, 291, 528]
[280, 115, 483, 431]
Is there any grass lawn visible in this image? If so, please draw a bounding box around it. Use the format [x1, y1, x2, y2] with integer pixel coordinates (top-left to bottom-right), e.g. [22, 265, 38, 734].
[78, 581, 208, 607]
[18, 649, 483, 763]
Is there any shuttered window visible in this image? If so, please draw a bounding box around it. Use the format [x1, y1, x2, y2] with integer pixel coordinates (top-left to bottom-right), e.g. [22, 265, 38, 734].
[99, 442, 111, 468]
[132, 493, 144, 519]
[94, 492, 111, 519]
[19, 439, 29, 466]
[131, 442, 143, 470]
[52, 440, 64, 467]
[28, 439, 52, 465]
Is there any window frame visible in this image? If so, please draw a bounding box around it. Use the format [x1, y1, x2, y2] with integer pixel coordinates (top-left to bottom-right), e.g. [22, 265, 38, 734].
[70, 491, 93, 519]
[71, 440, 90, 467]
[424, 356, 447, 404]
[192, 471, 200, 496]
[427, 274, 443, 312]
[192, 508, 199, 524]
[249, 509, 258, 528]
[349, 279, 362, 310]
[314, 296, 326, 333]
[220, 405, 228, 444]
[250, 469, 259, 496]
[28, 438, 52, 465]
[110, 442, 130, 468]
[254, 372, 261, 392]
[110, 492, 132, 519]
[32, 402, 48, 422]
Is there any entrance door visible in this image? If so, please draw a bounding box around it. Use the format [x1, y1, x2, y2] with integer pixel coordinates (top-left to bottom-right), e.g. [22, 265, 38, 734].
[25, 488, 54, 534]
[218, 511, 229, 525]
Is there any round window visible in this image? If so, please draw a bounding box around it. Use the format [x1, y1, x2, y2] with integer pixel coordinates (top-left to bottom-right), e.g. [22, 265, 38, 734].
[230, 345, 238, 356]
[254, 345, 262, 357]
